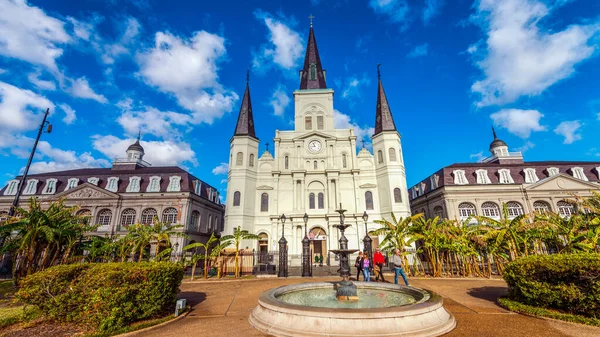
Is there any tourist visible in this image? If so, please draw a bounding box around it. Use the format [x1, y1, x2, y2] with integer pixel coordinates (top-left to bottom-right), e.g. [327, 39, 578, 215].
[392, 248, 409, 286]
[354, 251, 363, 281]
[373, 248, 386, 282]
[361, 251, 372, 282]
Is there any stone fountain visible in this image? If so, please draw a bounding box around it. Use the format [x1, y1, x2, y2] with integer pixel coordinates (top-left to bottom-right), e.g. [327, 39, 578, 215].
[249, 204, 456, 337]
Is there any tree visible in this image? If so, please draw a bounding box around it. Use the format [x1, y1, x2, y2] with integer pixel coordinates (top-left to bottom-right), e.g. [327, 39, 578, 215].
[183, 233, 218, 280]
[372, 213, 423, 274]
[221, 226, 260, 278]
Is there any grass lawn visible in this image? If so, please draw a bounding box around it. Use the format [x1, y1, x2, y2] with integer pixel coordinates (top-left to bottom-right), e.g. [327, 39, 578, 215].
[498, 297, 600, 327]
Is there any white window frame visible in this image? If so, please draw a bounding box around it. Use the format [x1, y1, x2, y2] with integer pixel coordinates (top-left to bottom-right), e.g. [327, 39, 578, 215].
[481, 202, 500, 219]
[547, 167, 559, 176]
[126, 176, 141, 192]
[458, 202, 476, 219]
[65, 178, 79, 191]
[88, 177, 99, 185]
[167, 176, 181, 192]
[498, 169, 514, 184]
[571, 167, 588, 181]
[42, 178, 57, 195]
[3, 180, 19, 196]
[596, 167, 600, 180]
[453, 170, 468, 185]
[557, 201, 575, 217]
[147, 176, 161, 192]
[106, 177, 119, 192]
[523, 168, 539, 183]
[533, 201, 551, 213]
[430, 175, 439, 189]
[506, 201, 524, 219]
[475, 169, 491, 184]
[23, 179, 39, 195]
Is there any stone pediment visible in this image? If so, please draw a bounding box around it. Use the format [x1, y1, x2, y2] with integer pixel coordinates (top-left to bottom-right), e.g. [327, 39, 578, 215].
[53, 183, 120, 200]
[293, 131, 336, 141]
[525, 173, 600, 191]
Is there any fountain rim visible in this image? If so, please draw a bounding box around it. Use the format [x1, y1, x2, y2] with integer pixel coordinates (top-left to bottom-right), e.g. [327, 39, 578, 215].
[257, 282, 444, 317]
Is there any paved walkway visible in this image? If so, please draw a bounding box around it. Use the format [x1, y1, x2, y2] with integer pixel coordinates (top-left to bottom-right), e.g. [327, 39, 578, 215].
[144, 276, 600, 337]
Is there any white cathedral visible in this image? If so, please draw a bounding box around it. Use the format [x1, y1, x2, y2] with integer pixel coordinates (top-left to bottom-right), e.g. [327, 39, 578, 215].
[224, 25, 411, 264]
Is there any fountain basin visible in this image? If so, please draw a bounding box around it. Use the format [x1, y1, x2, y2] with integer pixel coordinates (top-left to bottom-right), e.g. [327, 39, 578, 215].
[249, 282, 456, 337]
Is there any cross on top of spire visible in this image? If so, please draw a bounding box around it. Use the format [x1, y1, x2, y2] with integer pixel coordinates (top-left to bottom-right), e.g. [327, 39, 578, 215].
[377, 64, 381, 79]
[308, 14, 315, 27]
[265, 142, 270, 153]
[246, 69, 250, 84]
[361, 138, 366, 149]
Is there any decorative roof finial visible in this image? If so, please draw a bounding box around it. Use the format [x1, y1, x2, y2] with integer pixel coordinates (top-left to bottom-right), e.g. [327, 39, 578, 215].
[492, 126, 498, 139]
[377, 63, 381, 79]
[361, 138, 366, 149]
[265, 142, 270, 153]
[308, 14, 315, 27]
[246, 68, 250, 84]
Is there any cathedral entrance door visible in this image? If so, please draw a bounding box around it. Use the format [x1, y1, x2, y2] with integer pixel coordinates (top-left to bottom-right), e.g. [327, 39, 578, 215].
[309, 227, 327, 265]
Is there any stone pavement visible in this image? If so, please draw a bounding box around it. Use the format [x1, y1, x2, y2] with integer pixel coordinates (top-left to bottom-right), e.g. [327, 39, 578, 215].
[144, 276, 600, 337]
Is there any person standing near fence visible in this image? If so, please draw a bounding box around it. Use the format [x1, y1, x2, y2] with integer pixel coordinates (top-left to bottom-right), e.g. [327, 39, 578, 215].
[391, 248, 409, 286]
[373, 248, 386, 282]
[354, 251, 363, 281]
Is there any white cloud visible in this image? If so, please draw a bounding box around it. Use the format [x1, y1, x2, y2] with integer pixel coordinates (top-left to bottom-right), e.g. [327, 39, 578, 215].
[99, 17, 141, 65]
[253, 10, 304, 71]
[28, 141, 110, 174]
[554, 120, 582, 144]
[92, 135, 197, 167]
[27, 69, 56, 90]
[65, 77, 108, 103]
[515, 141, 535, 153]
[0, 81, 54, 132]
[369, 0, 410, 27]
[423, 0, 444, 24]
[212, 163, 229, 175]
[67, 16, 95, 41]
[270, 85, 290, 116]
[342, 73, 371, 103]
[490, 108, 546, 138]
[334, 109, 374, 143]
[220, 178, 227, 184]
[407, 43, 428, 58]
[0, 69, 7, 75]
[0, 0, 71, 73]
[136, 30, 237, 123]
[471, 0, 600, 107]
[116, 105, 192, 139]
[58, 103, 76, 124]
[470, 152, 485, 162]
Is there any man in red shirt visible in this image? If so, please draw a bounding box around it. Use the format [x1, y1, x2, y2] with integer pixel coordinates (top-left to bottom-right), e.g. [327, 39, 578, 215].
[373, 248, 386, 282]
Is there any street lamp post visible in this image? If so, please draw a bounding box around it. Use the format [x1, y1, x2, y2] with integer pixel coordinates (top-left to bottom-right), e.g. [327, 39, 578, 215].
[362, 211, 372, 262]
[302, 212, 311, 277]
[278, 214, 288, 277]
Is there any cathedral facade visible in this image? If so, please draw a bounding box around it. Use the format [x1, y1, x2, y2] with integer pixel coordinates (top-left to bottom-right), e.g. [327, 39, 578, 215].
[224, 26, 411, 263]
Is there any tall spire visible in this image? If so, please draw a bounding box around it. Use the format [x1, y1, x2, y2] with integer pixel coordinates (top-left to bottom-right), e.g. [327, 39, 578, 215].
[373, 64, 397, 136]
[233, 70, 258, 140]
[492, 126, 498, 139]
[299, 19, 327, 90]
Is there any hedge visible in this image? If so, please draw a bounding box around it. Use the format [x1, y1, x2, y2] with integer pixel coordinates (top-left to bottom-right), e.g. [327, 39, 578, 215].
[15, 262, 184, 332]
[503, 253, 600, 318]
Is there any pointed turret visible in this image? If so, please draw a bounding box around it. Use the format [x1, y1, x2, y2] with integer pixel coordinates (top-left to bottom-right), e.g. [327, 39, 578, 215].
[373, 65, 397, 136]
[489, 126, 507, 152]
[233, 71, 258, 140]
[299, 25, 327, 90]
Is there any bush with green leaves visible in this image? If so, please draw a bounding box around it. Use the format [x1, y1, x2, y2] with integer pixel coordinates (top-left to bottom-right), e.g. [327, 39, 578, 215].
[15, 262, 183, 332]
[503, 253, 600, 318]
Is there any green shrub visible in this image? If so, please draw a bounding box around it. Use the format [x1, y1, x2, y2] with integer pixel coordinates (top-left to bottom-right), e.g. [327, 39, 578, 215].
[15, 262, 183, 332]
[503, 253, 600, 318]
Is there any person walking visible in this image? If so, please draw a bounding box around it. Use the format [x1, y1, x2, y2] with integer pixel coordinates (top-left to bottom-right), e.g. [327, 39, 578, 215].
[391, 248, 409, 286]
[360, 251, 373, 282]
[373, 248, 386, 282]
[354, 251, 363, 281]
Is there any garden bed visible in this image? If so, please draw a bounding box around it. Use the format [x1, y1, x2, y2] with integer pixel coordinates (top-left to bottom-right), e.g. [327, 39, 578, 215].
[498, 297, 600, 327]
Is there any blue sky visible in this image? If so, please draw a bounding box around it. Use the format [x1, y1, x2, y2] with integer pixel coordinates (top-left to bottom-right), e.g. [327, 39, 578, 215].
[1, 0, 599, 197]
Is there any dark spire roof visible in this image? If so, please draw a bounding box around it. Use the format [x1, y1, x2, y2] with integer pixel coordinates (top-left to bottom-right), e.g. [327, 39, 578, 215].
[127, 132, 144, 152]
[233, 70, 258, 140]
[489, 126, 507, 150]
[373, 64, 397, 136]
[299, 26, 327, 90]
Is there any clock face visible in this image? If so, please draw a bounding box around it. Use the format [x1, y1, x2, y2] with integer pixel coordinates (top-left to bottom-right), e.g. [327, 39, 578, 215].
[308, 140, 322, 153]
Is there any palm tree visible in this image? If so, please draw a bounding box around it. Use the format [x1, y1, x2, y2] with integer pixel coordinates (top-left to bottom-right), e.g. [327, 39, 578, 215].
[183, 233, 218, 280]
[372, 213, 423, 275]
[535, 212, 594, 253]
[476, 203, 529, 261]
[221, 226, 260, 278]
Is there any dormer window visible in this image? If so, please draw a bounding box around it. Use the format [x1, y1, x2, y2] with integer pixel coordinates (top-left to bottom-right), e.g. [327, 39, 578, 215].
[571, 167, 587, 181]
[65, 178, 79, 191]
[23, 179, 39, 195]
[126, 176, 141, 192]
[167, 176, 181, 192]
[3, 180, 18, 196]
[194, 179, 202, 195]
[147, 176, 161, 192]
[475, 169, 491, 184]
[88, 177, 99, 185]
[523, 168, 539, 183]
[596, 167, 600, 179]
[498, 169, 514, 184]
[430, 175, 439, 189]
[42, 179, 57, 194]
[453, 170, 468, 185]
[106, 177, 119, 192]
[547, 167, 559, 176]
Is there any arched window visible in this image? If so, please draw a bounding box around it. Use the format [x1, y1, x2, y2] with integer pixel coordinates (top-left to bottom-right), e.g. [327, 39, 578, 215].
[162, 207, 178, 224]
[120, 208, 136, 229]
[305, 116, 312, 130]
[249, 154, 255, 167]
[141, 208, 157, 224]
[96, 209, 112, 227]
[458, 202, 476, 219]
[317, 115, 324, 130]
[342, 154, 347, 168]
[388, 148, 397, 162]
[506, 202, 524, 218]
[393, 188, 402, 203]
[261, 193, 269, 212]
[76, 209, 91, 225]
[365, 191, 374, 210]
[284, 156, 289, 169]
[233, 191, 241, 206]
[377, 150, 383, 164]
[208, 215, 213, 231]
[190, 211, 200, 231]
[557, 201, 575, 217]
[481, 202, 500, 218]
[0, 211, 8, 224]
[236, 152, 243, 166]
[433, 206, 444, 218]
[309, 193, 316, 209]
[318, 192, 324, 209]
[314, 161, 318, 170]
[533, 201, 551, 214]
